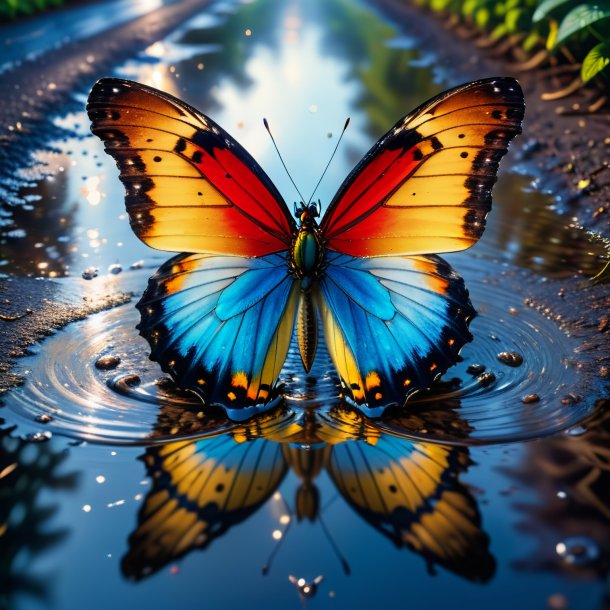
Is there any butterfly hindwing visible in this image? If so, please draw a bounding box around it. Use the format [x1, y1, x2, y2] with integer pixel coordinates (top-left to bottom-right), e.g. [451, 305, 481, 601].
[137, 252, 299, 419]
[320, 77, 524, 257]
[122, 436, 287, 579]
[317, 253, 475, 414]
[326, 436, 496, 581]
[87, 78, 296, 257]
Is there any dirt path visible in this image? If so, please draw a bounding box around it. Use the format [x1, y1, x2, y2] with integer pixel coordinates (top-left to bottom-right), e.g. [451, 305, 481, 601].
[0, 0, 212, 204]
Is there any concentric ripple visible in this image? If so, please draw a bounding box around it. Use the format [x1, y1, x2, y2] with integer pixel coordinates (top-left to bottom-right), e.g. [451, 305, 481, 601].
[1, 255, 597, 446]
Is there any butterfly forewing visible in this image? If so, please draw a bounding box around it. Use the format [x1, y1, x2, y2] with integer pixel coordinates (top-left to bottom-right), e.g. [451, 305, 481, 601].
[87, 78, 296, 257]
[320, 77, 524, 257]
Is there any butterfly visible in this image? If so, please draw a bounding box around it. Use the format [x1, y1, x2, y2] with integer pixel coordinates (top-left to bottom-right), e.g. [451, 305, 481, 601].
[87, 77, 524, 420]
[120, 409, 495, 582]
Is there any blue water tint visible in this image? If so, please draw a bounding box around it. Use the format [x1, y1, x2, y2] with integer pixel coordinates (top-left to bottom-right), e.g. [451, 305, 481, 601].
[2, 0, 610, 608]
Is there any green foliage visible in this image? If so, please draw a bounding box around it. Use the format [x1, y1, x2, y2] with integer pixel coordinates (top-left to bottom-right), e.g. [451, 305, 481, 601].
[0, 0, 65, 20]
[417, 0, 610, 92]
[581, 41, 610, 81]
[533, 0, 574, 22]
[555, 3, 610, 45]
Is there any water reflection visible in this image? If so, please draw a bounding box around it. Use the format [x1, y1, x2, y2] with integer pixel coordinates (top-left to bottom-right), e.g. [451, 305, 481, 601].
[510, 401, 610, 581]
[0, 428, 78, 609]
[122, 407, 495, 583]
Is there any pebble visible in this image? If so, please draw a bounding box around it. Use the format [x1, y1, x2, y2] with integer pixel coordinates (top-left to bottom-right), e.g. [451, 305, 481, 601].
[477, 372, 496, 387]
[466, 363, 486, 375]
[82, 267, 98, 280]
[35, 413, 54, 423]
[497, 351, 523, 367]
[95, 355, 121, 370]
[521, 394, 540, 404]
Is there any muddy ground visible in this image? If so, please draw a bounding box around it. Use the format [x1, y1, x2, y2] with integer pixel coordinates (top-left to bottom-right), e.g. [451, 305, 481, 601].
[0, 0, 608, 395]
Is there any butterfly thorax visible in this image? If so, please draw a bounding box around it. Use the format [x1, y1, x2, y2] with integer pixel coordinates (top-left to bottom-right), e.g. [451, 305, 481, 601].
[291, 207, 324, 374]
[291, 206, 324, 285]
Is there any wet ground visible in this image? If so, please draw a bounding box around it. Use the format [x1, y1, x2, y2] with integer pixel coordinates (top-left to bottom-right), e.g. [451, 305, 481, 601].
[1, 0, 610, 608]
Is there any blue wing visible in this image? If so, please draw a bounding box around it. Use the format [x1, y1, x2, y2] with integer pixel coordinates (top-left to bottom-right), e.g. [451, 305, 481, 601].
[318, 253, 475, 415]
[137, 251, 299, 420]
[122, 435, 287, 580]
[326, 436, 495, 581]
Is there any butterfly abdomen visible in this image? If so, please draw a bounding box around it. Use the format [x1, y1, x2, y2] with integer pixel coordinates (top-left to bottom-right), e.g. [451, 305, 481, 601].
[297, 291, 318, 373]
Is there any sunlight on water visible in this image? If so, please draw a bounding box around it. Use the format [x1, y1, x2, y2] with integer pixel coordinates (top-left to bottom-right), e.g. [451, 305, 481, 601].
[1, 0, 609, 608]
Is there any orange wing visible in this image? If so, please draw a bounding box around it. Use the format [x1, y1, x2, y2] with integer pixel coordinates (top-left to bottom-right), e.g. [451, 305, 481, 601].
[87, 78, 296, 257]
[320, 78, 524, 257]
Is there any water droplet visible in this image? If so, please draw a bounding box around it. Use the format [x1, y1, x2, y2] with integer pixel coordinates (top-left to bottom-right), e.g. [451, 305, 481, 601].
[521, 394, 540, 404]
[23, 431, 52, 443]
[555, 536, 600, 566]
[497, 351, 523, 367]
[35, 413, 54, 423]
[108, 263, 122, 275]
[467, 363, 486, 375]
[566, 425, 587, 436]
[477, 372, 496, 387]
[95, 355, 121, 370]
[82, 267, 98, 280]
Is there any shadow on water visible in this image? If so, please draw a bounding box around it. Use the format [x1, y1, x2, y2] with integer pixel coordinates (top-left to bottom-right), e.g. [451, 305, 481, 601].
[0, 428, 78, 609]
[0, 0, 609, 608]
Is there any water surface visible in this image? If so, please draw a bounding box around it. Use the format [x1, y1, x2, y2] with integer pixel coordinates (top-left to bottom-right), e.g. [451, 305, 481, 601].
[1, 0, 609, 609]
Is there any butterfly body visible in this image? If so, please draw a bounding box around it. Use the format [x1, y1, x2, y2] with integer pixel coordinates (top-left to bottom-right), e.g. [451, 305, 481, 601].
[87, 77, 524, 420]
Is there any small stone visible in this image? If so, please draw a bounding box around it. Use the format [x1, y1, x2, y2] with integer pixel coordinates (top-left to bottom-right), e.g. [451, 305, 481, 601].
[467, 363, 486, 375]
[497, 351, 523, 367]
[598, 317, 609, 333]
[521, 394, 540, 404]
[108, 263, 122, 275]
[23, 431, 52, 443]
[81, 267, 98, 280]
[477, 372, 496, 387]
[599, 366, 610, 379]
[95, 355, 121, 370]
[35, 413, 54, 423]
[561, 393, 581, 405]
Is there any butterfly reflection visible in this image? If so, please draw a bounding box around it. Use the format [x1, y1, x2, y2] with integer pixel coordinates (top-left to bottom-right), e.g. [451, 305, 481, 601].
[121, 407, 495, 583]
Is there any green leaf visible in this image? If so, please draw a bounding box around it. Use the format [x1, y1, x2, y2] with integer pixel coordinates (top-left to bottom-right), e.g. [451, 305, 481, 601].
[505, 7, 528, 32]
[533, 0, 574, 23]
[523, 29, 542, 51]
[491, 22, 509, 39]
[546, 18, 559, 49]
[581, 41, 610, 81]
[556, 3, 610, 46]
[476, 5, 491, 27]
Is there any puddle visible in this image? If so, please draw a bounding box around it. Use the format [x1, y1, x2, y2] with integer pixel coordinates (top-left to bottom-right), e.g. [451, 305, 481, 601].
[1, 0, 609, 608]
[4, 256, 597, 445]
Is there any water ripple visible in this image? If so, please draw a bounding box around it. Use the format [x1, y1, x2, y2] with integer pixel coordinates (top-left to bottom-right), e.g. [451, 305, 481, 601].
[1, 259, 597, 446]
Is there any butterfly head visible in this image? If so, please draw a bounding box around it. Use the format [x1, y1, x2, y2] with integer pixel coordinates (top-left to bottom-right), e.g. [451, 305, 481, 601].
[294, 200, 321, 227]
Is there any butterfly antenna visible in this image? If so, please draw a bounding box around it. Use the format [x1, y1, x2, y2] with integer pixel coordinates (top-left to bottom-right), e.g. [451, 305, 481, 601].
[262, 492, 294, 576]
[263, 118, 306, 203]
[318, 513, 351, 575]
[306, 117, 350, 206]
